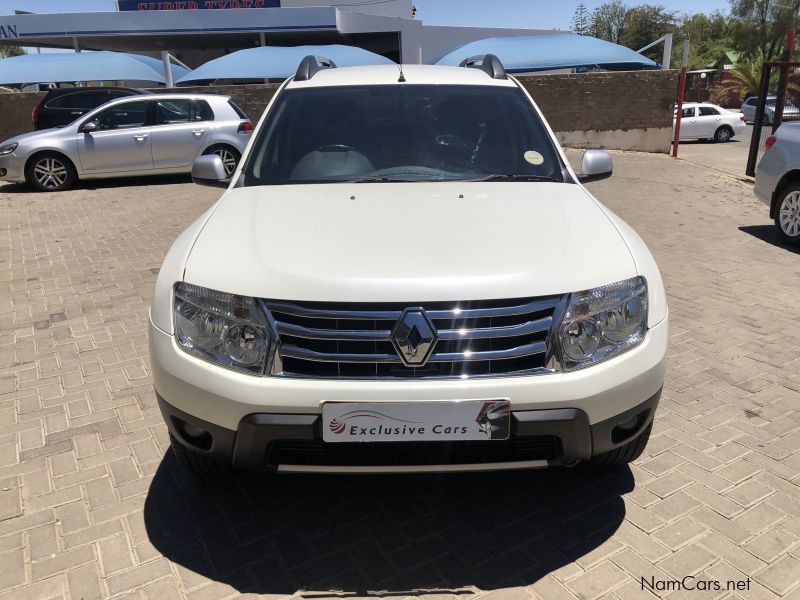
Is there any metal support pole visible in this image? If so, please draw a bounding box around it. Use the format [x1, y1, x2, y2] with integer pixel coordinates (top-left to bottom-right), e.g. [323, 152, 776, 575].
[73, 37, 80, 52]
[259, 32, 266, 46]
[662, 33, 673, 70]
[672, 40, 689, 158]
[746, 62, 774, 176]
[773, 29, 795, 131]
[161, 51, 174, 88]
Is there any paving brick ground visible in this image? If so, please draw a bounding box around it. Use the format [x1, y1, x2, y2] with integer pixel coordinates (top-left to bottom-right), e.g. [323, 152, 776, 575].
[0, 153, 798, 600]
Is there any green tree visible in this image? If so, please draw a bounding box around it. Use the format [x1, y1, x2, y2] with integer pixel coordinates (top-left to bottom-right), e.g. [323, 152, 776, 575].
[729, 0, 799, 60]
[571, 3, 592, 35]
[723, 50, 781, 98]
[674, 11, 733, 69]
[619, 4, 677, 61]
[591, 0, 627, 43]
[0, 45, 25, 58]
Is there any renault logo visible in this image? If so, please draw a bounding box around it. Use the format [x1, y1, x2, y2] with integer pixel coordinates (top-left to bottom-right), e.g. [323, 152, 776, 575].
[391, 308, 438, 367]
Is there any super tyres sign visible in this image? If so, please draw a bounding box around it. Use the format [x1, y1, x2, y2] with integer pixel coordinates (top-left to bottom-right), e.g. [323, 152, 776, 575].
[116, 0, 280, 9]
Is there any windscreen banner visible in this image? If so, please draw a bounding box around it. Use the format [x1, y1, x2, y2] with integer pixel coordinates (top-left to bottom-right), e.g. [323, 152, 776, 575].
[116, 0, 281, 9]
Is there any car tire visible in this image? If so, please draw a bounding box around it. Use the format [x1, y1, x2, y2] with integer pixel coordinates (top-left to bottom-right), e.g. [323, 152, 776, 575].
[713, 126, 733, 143]
[203, 145, 241, 180]
[25, 152, 77, 192]
[774, 183, 800, 245]
[589, 422, 652, 466]
[169, 433, 230, 475]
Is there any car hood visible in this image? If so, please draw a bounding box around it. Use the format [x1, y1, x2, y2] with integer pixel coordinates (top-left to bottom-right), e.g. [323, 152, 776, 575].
[183, 182, 638, 302]
[7, 126, 70, 146]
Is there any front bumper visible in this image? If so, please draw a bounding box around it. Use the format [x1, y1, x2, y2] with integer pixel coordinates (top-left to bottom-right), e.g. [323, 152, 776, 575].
[151, 313, 667, 472]
[159, 389, 661, 472]
[150, 315, 667, 430]
[0, 154, 26, 182]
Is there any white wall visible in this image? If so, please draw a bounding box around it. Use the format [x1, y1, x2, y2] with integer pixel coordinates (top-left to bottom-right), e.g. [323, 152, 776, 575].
[281, 0, 413, 18]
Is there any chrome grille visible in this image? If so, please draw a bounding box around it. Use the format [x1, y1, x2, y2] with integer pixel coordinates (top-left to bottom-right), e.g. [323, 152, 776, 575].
[263, 296, 566, 379]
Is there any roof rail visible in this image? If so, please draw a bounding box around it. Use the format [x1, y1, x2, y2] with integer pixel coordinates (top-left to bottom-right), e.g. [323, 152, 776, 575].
[458, 53, 507, 80]
[294, 55, 337, 81]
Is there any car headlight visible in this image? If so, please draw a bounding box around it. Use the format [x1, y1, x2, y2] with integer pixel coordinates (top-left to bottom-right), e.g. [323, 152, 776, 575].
[173, 282, 273, 374]
[0, 142, 18, 156]
[557, 276, 648, 371]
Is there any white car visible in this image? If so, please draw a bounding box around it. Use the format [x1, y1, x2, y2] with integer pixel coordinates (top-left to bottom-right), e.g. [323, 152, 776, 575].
[674, 102, 747, 142]
[150, 55, 668, 475]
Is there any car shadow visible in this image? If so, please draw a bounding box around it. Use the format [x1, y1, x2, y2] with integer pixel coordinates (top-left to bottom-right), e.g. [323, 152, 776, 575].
[739, 224, 800, 254]
[0, 174, 191, 194]
[144, 453, 632, 594]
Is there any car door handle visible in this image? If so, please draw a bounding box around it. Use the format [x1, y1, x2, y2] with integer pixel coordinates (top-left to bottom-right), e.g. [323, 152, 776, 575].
[191, 129, 205, 136]
[70, 111, 83, 115]
[133, 134, 148, 141]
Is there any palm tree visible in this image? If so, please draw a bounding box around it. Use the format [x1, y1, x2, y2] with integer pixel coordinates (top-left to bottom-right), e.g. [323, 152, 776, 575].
[723, 51, 780, 99]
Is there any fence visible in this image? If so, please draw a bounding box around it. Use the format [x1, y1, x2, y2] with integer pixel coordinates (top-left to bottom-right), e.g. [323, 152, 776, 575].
[746, 60, 800, 176]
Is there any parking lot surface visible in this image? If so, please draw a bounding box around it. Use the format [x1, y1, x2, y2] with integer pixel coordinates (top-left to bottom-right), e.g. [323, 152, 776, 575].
[1, 153, 799, 600]
[676, 124, 755, 179]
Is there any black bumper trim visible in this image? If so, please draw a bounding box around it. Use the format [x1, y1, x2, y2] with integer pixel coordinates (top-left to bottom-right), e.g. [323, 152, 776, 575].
[157, 388, 661, 471]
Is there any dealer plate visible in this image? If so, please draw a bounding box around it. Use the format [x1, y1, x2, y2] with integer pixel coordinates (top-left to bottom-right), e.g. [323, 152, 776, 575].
[322, 400, 511, 443]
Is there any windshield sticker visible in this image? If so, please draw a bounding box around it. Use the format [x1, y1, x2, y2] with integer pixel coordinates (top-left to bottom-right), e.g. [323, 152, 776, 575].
[524, 150, 544, 165]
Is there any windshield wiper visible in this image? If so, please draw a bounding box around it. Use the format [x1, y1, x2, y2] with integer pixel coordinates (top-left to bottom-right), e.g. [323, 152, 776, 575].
[476, 174, 561, 182]
[348, 176, 414, 183]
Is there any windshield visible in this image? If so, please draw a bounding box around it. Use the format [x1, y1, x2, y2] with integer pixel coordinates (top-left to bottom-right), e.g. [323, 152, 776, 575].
[242, 84, 565, 185]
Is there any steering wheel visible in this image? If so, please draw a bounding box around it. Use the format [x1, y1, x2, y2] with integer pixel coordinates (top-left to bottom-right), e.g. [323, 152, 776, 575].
[318, 144, 359, 153]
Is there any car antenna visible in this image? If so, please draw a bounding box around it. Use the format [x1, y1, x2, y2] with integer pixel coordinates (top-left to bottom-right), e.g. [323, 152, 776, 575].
[398, 64, 406, 83]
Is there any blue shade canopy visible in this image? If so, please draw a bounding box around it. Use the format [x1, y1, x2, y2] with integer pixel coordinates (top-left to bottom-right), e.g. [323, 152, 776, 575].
[176, 44, 395, 83]
[434, 34, 658, 72]
[0, 51, 190, 85]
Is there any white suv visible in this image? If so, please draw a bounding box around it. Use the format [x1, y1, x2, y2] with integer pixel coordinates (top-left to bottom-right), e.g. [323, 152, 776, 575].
[149, 55, 668, 475]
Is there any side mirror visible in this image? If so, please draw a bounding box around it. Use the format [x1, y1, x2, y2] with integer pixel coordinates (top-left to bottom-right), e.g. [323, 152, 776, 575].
[81, 121, 97, 133]
[191, 154, 229, 188]
[577, 149, 613, 183]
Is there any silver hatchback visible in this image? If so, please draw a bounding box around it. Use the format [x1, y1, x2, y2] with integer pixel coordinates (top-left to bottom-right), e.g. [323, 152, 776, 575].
[0, 93, 252, 191]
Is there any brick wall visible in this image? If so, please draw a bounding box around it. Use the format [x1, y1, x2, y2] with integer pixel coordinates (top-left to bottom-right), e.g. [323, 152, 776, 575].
[0, 70, 677, 153]
[518, 70, 677, 152]
[0, 91, 44, 142]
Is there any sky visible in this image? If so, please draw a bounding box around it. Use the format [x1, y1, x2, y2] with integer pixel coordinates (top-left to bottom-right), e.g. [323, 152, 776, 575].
[0, 0, 731, 29]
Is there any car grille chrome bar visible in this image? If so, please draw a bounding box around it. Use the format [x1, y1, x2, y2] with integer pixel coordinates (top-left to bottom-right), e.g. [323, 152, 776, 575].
[263, 296, 567, 379]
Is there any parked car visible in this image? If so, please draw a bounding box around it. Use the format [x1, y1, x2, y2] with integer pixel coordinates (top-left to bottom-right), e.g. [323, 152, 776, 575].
[150, 55, 668, 475]
[674, 102, 747, 142]
[741, 96, 800, 125]
[0, 93, 252, 191]
[754, 122, 800, 245]
[32, 86, 149, 130]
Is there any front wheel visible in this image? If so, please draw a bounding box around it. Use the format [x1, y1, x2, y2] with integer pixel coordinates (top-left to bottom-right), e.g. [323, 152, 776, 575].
[203, 145, 241, 180]
[775, 185, 800, 245]
[25, 152, 77, 192]
[713, 126, 733, 143]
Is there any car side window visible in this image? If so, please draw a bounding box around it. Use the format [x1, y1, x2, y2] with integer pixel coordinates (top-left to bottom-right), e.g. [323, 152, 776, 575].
[92, 100, 151, 131]
[156, 99, 192, 125]
[698, 107, 720, 116]
[46, 91, 109, 110]
[745, 98, 757, 106]
[194, 100, 214, 122]
[682, 107, 695, 118]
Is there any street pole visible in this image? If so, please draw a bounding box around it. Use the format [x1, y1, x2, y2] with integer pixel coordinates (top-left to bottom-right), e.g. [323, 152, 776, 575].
[773, 29, 795, 131]
[161, 51, 174, 89]
[672, 39, 689, 158]
[697, 72, 706, 102]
